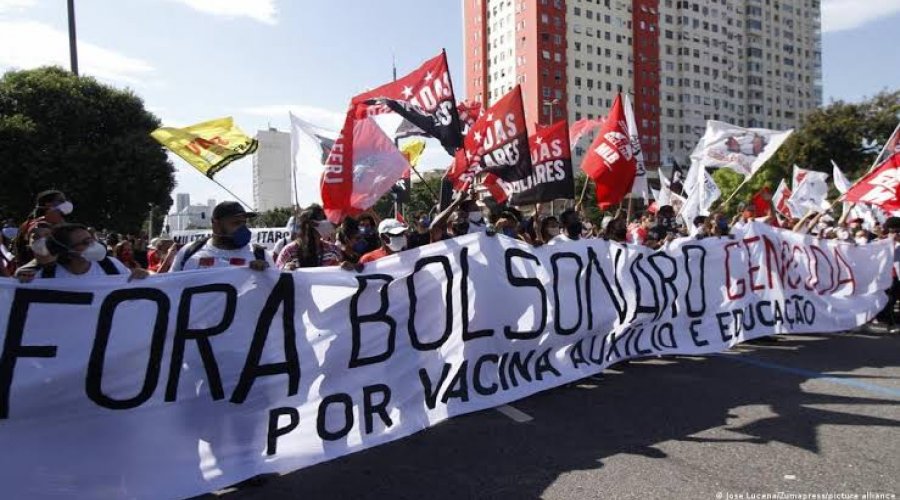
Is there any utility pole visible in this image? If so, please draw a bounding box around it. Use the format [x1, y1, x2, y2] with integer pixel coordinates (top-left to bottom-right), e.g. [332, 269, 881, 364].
[67, 0, 79, 75]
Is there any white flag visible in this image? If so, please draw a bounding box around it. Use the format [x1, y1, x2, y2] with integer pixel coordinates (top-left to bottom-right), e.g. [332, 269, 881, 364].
[787, 170, 830, 217]
[623, 94, 649, 203]
[772, 179, 793, 218]
[690, 121, 793, 177]
[656, 166, 672, 207]
[680, 169, 720, 226]
[831, 160, 852, 193]
[792, 164, 816, 190]
[290, 113, 337, 207]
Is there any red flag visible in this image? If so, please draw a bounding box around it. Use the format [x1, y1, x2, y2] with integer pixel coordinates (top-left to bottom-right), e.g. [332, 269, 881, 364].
[447, 85, 531, 198]
[321, 110, 355, 222]
[750, 186, 772, 216]
[581, 94, 637, 209]
[568, 117, 604, 151]
[845, 153, 900, 211]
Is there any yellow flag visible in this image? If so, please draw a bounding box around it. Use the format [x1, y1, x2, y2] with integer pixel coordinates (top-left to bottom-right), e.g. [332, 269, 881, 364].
[400, 140, 427, 168]
[151, 117, 258, 178]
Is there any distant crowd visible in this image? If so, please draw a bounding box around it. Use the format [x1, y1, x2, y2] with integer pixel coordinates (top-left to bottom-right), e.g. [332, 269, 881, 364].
[2, 188, 898, 328]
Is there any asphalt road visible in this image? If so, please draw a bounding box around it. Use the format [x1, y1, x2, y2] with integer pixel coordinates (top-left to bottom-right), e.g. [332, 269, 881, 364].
[211, 331, 900, 500]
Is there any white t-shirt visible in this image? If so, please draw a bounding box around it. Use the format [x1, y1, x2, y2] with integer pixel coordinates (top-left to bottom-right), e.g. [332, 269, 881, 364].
[547, 233, 576, 246]
[37, 257, 131, 279]
[171, 240, 274, 271]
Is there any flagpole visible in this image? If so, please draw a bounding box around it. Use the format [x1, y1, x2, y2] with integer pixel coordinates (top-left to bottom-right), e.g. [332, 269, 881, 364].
[576, 175, 591, 209]
[868, 121, 900, 173]
[716, 176, 752, 209]
[210, 177, 255, 211]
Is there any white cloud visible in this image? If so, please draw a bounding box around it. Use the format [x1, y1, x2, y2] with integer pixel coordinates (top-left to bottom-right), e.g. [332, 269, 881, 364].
[240, 104, 345, 131]
[822, 0, 900, 33]
[0, 0, 35, 14]
[0, 20, 154, 84]
[169, 0, 277, 25]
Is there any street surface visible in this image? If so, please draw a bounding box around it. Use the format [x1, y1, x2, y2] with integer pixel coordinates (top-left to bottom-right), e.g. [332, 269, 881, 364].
[207, 332, 900, 500]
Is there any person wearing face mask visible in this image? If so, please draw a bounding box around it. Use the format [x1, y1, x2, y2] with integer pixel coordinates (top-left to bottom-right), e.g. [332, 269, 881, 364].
[16, 223, 146, 281]
[171, 201, 273, 272]
[359, 218, 409, 264]
[357, 213, 381, 254]
[13, 190, 74, 267]
[461, 200, 488, 234]
[276, 205, 342, 270]
[535, 216, 560, 246]
[548, 209, 583, 245]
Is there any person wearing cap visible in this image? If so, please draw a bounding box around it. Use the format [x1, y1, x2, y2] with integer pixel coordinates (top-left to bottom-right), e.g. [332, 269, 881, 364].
[359, 218, 408, 264]
[276, 205, 342, 270]
[13, 190, 73, 267]
[171, 201, 273, 272]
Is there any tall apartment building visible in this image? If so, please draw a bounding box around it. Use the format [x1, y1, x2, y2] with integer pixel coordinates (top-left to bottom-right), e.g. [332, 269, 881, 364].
[463, 0, 822, 169]
[252, 129, 293, 212]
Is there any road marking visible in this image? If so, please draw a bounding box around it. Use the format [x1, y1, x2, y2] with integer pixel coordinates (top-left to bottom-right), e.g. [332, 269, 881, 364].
[714, 353, 900, 399]
[496, 404, 534, 423]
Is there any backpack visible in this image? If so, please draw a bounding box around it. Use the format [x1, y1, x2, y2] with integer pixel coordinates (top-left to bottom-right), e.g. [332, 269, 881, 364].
[18, 258, 121, 278]
[177, 237, 266, 271]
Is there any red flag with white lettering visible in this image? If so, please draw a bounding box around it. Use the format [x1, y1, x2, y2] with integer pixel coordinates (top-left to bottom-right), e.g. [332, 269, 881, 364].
[844, 153, 900, 211]
[581, 94, 637, 209]
[446, 85, 531, 199]
[321, 109, 355, 222]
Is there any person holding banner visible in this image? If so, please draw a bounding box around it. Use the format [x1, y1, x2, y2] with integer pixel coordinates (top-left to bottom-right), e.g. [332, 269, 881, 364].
[276, 205, 341, 270]
[16, 223, 147, 280]
[171, 202, 273, 272]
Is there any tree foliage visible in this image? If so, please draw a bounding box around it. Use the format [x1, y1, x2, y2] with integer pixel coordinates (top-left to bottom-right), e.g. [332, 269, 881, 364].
[252, 206, 293, 228]
[0, 66, 175, 231]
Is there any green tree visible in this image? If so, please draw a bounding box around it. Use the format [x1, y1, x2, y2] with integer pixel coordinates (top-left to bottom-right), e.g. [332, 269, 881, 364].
[0, 66, 174, 231]
[251, 206, 293, 228]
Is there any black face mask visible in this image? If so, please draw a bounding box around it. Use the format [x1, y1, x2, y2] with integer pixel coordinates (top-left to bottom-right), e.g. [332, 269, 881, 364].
[566, 222, 583, 239]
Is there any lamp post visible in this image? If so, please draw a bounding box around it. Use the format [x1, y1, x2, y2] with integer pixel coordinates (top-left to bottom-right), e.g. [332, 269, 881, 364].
[67, 0, 78, 75]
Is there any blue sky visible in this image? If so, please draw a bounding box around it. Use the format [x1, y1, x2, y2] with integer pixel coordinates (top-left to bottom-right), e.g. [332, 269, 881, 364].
[2, 0, 899, 210]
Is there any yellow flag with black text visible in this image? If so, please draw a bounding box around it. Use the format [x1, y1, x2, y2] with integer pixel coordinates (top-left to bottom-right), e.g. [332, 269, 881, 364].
[151, 117, 258, 178]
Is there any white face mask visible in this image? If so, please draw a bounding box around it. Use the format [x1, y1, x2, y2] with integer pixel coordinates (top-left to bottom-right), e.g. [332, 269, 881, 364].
[55, 201, 74, 215]
[386, 235, 406, 252]
[314, 220, 335, 238]
[855, 238, 868, 245]
[30, 237, 50, 257]
[468, 211, 484, 224]
[80, 241, 108, 262]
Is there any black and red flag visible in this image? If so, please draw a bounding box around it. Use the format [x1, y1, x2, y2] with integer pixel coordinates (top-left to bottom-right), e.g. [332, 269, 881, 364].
[498, 120, 574, 205]
[446, 85, 531, 203]
[354, 50, 463, 154]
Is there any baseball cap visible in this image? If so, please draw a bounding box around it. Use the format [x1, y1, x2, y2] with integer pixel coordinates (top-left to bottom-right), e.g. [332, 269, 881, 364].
[378, 218, 408, 235]
[212, 201, 258, 220]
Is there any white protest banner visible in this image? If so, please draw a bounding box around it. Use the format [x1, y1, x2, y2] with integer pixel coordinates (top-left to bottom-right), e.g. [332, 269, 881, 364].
[0, 224, 891, 499]
[172, 227, 293, 250]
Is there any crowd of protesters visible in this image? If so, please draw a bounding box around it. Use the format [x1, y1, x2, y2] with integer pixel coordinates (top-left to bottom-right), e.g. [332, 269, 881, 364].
[2, 187, 898, 329]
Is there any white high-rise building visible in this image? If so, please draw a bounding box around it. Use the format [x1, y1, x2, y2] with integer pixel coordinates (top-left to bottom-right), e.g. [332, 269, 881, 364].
[252, 129, 293, 212]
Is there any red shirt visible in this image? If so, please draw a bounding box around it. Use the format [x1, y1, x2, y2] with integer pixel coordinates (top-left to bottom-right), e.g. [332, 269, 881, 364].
[359, 247, 390, 264]
[147, 249, 162, 272]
